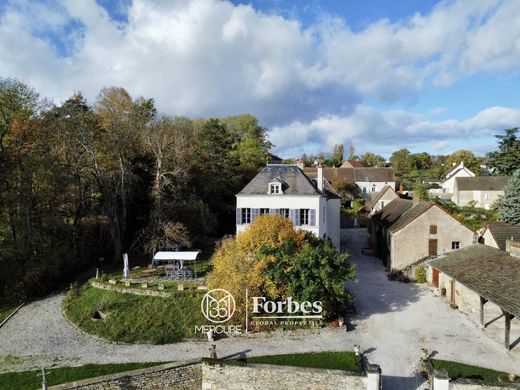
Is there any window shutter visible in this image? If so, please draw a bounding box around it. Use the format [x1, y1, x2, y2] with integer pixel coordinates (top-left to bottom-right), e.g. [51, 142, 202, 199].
[294, 209, 301, 226]
[236, 208, 242, 225]
[270, 208, 279, 215]
[252, 208, 260, 222]
[289, 209, 297, 225]
[309, 209, 316, 226]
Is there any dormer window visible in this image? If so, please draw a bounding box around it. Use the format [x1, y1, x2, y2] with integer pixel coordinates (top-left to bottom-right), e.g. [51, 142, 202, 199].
[269, 183, 281, 194]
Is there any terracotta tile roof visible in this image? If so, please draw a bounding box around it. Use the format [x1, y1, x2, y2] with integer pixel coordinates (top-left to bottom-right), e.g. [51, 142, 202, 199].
[354, 167, 395, 183]
[430, 244, 520, 317]
[303, 167, 395, 184]
[485, 222, 520, 251]
[455, 176, 510, 191]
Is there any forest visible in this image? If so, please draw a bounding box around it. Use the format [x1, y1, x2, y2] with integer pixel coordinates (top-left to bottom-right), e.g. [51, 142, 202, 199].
[0, 78, 271, 304]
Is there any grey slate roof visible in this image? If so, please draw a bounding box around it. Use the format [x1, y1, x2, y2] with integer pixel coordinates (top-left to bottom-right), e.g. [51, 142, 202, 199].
[430, 244, 520, 317]
[371, 198, 414, 228]
[388, 201, 435, 232]
[238, 164, 327, 196]
[485, 222, 520, 251]
[455, 176, 509, 191]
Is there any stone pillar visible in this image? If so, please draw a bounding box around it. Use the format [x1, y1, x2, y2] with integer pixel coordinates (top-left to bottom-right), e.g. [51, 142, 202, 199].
[479, 296, 487, 328]
[432, 369, 450, 390]
[366, 364, 381, 390]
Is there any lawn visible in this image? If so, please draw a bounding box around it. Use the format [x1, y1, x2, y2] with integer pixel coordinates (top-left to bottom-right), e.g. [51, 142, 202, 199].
[243, 352, 361, 372]
[432, 359, 515, 383]
[0, 304, 18, 324]
[0, 362, 166, 390]
[63, 284, 205, 344]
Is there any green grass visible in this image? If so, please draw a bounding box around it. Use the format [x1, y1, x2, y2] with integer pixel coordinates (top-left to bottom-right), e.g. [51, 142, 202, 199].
[63, 284, 205, 344]
[0, 304, 18, 324]
[0, 362, 167, 390]
[432, 359, 514, 383]
[243, 352, 361, 372]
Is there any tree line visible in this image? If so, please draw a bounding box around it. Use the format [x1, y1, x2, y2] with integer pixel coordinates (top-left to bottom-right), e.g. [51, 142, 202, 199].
[0, 79, 271, 303]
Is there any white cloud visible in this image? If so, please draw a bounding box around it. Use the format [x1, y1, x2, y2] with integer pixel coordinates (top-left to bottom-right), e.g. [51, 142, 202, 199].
[0, 0, 520, 154]
[270, 105, 520, 157]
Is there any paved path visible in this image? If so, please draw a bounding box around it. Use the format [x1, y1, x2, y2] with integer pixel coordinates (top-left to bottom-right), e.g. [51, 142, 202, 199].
[342, 228, 520, 389]
[1, 229, 518, 390]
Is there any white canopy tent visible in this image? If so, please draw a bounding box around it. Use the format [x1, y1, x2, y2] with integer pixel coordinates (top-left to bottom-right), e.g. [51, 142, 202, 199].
[151, 251, 200, 270]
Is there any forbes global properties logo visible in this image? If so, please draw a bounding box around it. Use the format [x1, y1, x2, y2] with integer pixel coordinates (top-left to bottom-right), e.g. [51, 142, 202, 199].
[201, 288, 236, 323]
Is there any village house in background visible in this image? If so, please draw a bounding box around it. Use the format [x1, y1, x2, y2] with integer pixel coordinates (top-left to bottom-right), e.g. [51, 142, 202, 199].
[236, 164, 341, 249]
[300, 160, 396, 200]
[370, 198, 474, 272]
[451, 176, 510, 209]
[441, 161, 476, 194]
[428, 242, 520, 350]
[366, 185, 399, 216]
[479, 221, 520, 250]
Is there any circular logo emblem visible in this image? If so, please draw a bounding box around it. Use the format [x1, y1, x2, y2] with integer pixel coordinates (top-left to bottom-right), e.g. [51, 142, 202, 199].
[201, 289, 236, 323]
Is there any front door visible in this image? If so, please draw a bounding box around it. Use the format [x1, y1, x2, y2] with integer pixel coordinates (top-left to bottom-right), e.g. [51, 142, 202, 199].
[432, 268, 439, 288]
[429, 239, 438, 256]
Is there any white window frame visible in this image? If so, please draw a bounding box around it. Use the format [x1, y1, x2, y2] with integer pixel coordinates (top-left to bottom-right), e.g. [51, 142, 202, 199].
[300, 209, 310, 226]
[279, 208, 289, 218]
[241, 208, 251, 224]
[269, 183, 281, 194]
[259, 208, 269, 215]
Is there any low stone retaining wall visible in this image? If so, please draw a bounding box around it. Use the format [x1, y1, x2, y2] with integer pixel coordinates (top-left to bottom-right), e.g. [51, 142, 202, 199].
[201, 359, 373, 390]
[48, 360, 202, 390]
[47, 358, 381, 390]
[451, 382, 520, 390]
[90, 280, 174, 298]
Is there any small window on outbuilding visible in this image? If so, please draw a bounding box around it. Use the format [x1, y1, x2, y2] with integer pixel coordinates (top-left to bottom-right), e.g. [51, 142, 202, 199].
[452, 241, 460, 250]
[430, 225, 437, 234]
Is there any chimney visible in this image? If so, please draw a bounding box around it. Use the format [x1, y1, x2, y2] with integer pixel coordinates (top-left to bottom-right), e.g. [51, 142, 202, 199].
[460, 161, 464, 167]
[506, 239, 520, 258]
[317, 164, 324, 191]
[296, 159, 304, 169]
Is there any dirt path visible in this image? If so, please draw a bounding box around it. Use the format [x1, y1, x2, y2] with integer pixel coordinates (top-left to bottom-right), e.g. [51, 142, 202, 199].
[1, 229, 518, 390]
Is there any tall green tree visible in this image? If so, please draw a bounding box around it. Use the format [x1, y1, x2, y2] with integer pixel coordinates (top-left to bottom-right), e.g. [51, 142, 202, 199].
[446, 150, 480, 175]
[360, 152, 385, 167]
[410, 152, 432, 170]
[499, 170, 520, 225]
[332, 144, 344, 166]
[389, 148, 412, 176]
[488, 128, 520, 175]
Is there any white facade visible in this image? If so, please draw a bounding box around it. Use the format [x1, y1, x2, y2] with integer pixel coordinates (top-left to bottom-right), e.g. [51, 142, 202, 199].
[236, 165, 340, 250]
[357, 181, 396, 197]
[441, 162, 475, 194]
[236, 195, 340, 250]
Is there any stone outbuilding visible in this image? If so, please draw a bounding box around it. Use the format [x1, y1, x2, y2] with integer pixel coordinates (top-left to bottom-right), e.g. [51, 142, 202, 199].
[479, 221, 520, 250]
[366, 185, 399, 216]
[429, 243, 520, 350]
[371, 199, 475, 272]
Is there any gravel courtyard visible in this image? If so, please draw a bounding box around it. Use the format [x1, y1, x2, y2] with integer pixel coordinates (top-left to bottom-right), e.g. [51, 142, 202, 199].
[1, 228, 518, 390]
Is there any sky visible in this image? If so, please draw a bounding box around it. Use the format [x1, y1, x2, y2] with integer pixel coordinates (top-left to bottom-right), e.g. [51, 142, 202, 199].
[1, 0, 520, 158]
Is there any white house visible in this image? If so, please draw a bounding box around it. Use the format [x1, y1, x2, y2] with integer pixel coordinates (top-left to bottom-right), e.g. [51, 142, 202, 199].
[441, 161, 475, 194]
[236, 164, 341, 249]
[452, 176, 510, 209]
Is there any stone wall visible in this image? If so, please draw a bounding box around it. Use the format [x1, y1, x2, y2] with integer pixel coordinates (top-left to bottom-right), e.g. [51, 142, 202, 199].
[90, 280, 174, 298]
[201, 360, 368, 390]
[451, 383, 519, 390]
[48, 360, 202, 390]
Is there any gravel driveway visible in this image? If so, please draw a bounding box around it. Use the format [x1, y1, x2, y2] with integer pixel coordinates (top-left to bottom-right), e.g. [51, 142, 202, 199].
[1, 229, 518, 390]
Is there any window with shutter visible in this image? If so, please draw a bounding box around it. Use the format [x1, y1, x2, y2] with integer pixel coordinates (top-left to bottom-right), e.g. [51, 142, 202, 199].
[251, 208, 260, 222]
[236, 208, 242, 225]
[430, 225, 437, 234]
[300, 209, 310, 225]
[279, 208, 289, 218]
[241, 208, 251, 224]
[259, 208, 269, 215]
[428, 239, 438, 256]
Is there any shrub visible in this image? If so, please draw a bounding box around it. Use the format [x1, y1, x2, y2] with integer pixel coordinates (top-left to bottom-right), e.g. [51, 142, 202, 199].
[415, 266, 427, 283]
